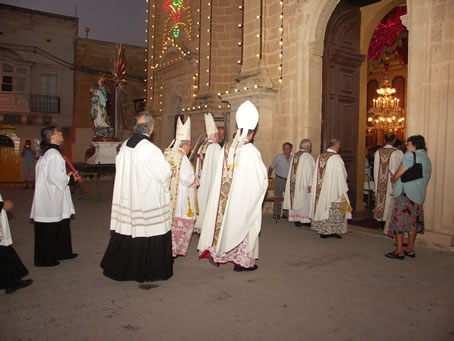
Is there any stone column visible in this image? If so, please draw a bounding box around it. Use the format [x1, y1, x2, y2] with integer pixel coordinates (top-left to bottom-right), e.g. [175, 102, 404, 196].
[406, 0, 454, 248]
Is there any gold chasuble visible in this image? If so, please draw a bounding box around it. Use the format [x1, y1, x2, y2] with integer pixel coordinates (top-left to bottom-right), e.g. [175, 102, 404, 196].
[288, 150, 305, 209]
[375, 147, 396, 220]
[164, 148, 185, 216]
[314, 152, 335, 213]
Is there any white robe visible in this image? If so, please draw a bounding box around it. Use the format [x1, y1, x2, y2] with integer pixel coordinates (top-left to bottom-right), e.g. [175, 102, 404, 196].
[373, 145, 404, 222]
[309, 149, 352, 222]
[110, 137, 172, 238]
[30, 148, 75, 223]
[173, 155, 196, 219]
[0, 194, 12, 246]
[194, 141, 221, 230]
[198, 143, 268, 259]
[283, 151, 315, 222]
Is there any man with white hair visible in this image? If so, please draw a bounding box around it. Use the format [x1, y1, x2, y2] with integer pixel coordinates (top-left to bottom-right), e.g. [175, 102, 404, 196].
[310, 138, 352, 239]
[164, 117, 197, 258]
[101, 111, 173, 282]
[198, 101, 268, 272]
[283, 139, 315, 227]
[194, 113, 221, 234]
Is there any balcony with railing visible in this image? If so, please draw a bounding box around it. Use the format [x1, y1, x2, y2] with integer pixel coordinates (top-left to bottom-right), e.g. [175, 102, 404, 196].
[29, 94, 60, 113]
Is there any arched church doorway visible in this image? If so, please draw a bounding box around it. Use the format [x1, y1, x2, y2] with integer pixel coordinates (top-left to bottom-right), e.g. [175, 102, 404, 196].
[322, 0, 365, 209]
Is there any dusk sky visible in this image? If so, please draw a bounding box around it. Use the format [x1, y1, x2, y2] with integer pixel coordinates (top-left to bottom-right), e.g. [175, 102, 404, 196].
[2, 0, 148, 47]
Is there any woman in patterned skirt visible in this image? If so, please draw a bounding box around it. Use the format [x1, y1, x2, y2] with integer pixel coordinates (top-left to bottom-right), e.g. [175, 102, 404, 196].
[385, 135, 432, 260]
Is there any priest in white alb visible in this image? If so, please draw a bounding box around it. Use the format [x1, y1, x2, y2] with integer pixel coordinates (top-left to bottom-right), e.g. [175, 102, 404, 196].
[164, 117, 197, 258]
[283, 139, 315, 227]
[373, 133, 404, 227]
[194, 113, 221, 234]
[101, 111, 173, 282]
[198, 100, 268, 272]
[30, 126, 79, 267]
[310, 138, 352, 239]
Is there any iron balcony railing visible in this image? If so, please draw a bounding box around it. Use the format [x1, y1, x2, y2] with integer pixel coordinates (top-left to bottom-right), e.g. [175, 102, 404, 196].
[29, 94, 60, 113]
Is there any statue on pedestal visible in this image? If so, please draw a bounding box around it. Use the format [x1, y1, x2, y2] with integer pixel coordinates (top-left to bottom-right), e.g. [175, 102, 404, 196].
[90, 76, 114, 139]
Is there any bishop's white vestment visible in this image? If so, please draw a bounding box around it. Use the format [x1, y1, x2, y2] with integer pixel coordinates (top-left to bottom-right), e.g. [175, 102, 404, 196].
[373, 145, 404, 222]
[167, 151, 197, 257]
[197, 142, 268, 268]
[283, 150, 315, 223]
[309, 149, 351, 236]
[194, 140, 221, 232]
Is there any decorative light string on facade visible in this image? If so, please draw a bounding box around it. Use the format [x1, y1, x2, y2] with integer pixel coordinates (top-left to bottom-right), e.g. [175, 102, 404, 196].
[146, 0, 155, 103]
[237, 2, 244, 65]
[279, 0, 284, 84]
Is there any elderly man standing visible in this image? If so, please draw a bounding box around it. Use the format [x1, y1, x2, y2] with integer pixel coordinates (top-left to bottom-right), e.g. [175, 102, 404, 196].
[373, 133, 404, 225]
[101, 111, 173, 282]
[164, 117, 197, 258]
[310, 138, 352, 239]
[283, 139, 315, 227]
[268, 142, 293, 218]
[198, 100, 268, 272]
[194, 114, 221, 234]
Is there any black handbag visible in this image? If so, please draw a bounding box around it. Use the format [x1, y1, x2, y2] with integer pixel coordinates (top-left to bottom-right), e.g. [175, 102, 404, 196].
[401, 152, 423, 183]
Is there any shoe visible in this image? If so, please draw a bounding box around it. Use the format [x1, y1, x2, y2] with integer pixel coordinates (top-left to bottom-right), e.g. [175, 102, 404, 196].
[301, 223, 312, 227]
[34, 261, 60, 267]
[208, 257, 220, 267]
[319, 234, 329, 239]
[233, 264, 258, 272]
[58, 253, 78, 260]
[294, 222, 303, 227]
[5, 279, 33, 294]
[332, 234, 342, 239]
[404, 250, 416, 258]
[385, 251, 405, 260]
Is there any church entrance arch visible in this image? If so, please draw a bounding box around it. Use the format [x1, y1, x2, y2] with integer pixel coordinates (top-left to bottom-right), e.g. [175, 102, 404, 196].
[322, 0, 364, 209]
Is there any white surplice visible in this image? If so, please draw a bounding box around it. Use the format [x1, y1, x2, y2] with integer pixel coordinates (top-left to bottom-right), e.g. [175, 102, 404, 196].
[194, 141, 221, 231]
[283, 151, 315, 223]
[30, 148, 75, 223]
[110, 137, 172, 238]
[309, 149, 352, 222]
[173, 154, 197, 219]
[373, 145, 404, 222]
[0, 194, 12, 246]
[197, 143, 268, 262]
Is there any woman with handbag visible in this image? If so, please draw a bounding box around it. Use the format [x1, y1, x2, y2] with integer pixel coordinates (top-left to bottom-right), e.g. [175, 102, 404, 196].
[385, 135, 432, 260]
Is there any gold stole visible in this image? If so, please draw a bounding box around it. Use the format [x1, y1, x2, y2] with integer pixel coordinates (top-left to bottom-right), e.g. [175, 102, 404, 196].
[211, 141, 237, 247]
[314, 152, 335, 214]
[164, 148, 185, 216]
[374, 148, 396, 220]
[289, 150, 305, 209]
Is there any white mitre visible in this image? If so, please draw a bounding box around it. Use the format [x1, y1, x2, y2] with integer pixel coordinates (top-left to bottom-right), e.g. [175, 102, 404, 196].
[176, 116, 191, 141]
[227, 100, 259, 167]
[204, 113, 218, 136]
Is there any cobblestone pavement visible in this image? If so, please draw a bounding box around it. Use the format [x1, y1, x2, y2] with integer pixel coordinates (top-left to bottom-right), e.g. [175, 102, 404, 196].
[1, 184, 453, 340]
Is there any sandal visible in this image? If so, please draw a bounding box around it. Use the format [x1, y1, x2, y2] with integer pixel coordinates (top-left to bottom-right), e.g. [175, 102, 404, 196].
[404, 250, 416, 258]
[385, 251, 405, 260]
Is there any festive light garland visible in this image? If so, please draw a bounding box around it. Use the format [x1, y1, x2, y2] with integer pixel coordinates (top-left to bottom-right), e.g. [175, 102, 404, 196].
[279, 0, 284, 84]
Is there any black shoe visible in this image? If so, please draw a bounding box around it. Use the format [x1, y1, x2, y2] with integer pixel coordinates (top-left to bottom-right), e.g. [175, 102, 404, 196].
[332, 234, 342, 239]
[34, 261, 60, 267]
[208, 257, 220, 267]
[58, 253, 78, 260]
[320, 234, 329, 239]
[294, 222, 303, 227]
[233, 264, 258, 272]
[5, 279, 33, 294]
[301, 223, 312, 227]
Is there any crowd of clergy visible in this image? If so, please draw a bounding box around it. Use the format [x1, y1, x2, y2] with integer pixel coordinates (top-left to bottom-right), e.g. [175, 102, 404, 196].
[0, 99, 431, 293]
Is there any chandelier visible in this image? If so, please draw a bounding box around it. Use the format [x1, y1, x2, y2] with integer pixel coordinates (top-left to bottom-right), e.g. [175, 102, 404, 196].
[367, 78, 405, 132]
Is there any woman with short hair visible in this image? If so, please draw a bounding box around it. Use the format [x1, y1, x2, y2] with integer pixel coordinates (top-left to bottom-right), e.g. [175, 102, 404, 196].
[385, 135, 432, 259]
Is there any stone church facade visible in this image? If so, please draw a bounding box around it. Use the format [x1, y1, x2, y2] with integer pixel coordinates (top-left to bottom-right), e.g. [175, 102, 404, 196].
[147, 0, 453, 248]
